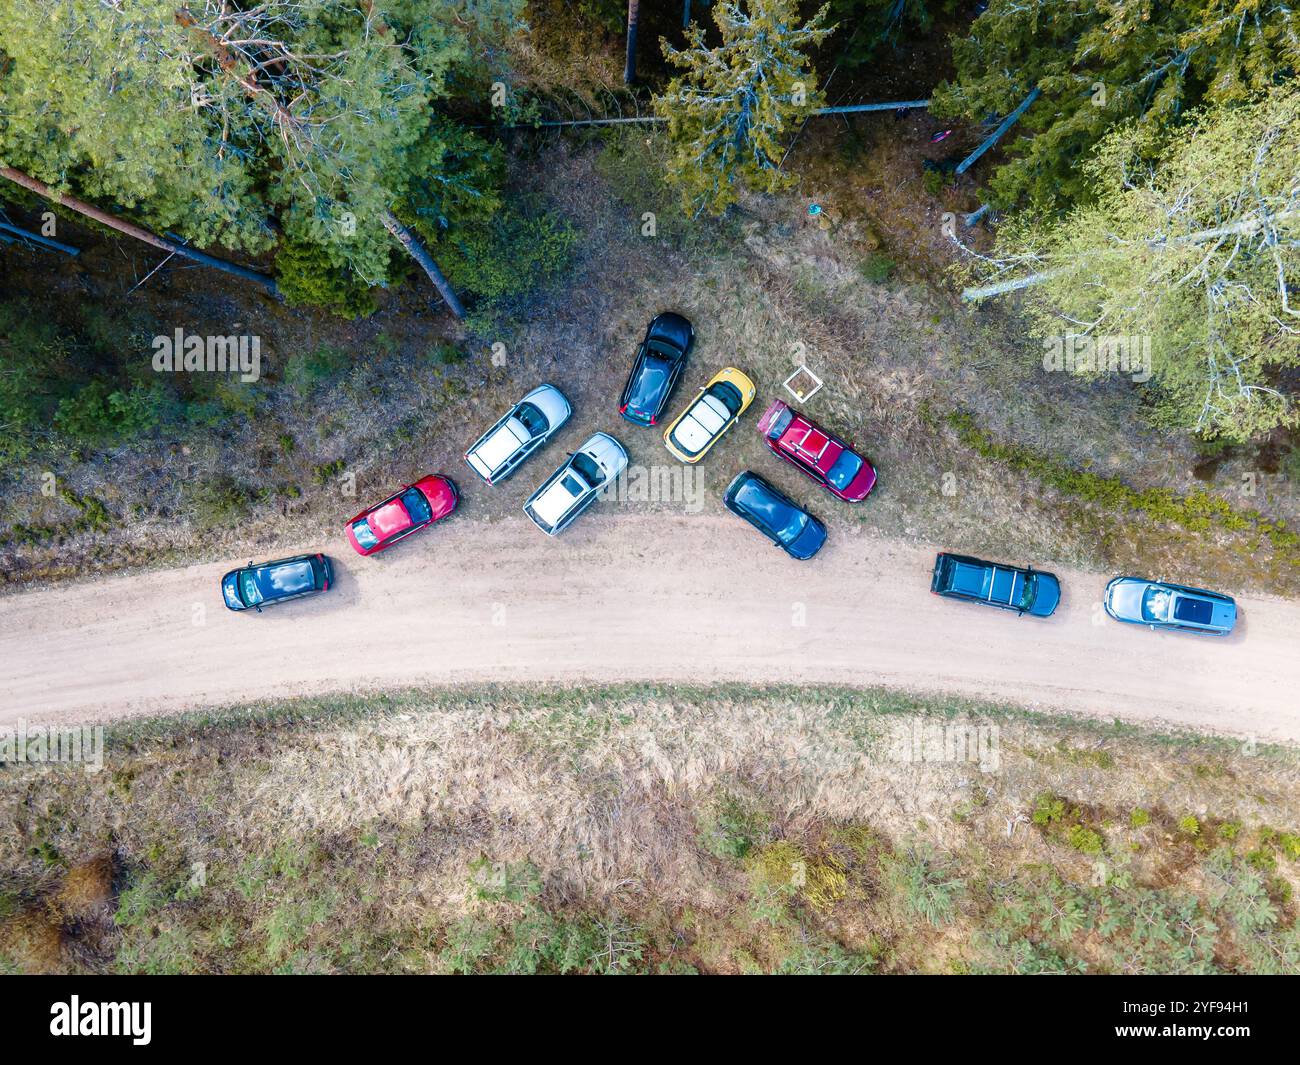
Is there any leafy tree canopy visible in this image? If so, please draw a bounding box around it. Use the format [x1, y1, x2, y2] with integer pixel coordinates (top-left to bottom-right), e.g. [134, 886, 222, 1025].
[960, 83, 1300, 441]
[0, 1, 522, 288]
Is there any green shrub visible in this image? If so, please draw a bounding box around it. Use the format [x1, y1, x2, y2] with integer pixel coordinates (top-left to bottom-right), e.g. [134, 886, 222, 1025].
[283, 344, 352, 396]
[275, 242, 377, 319]
[860, 253, 896, 283]
[946, 409, 1300, 561]
[436, 208, 576, 303]
[1068, 825, 1104, 854]
[183, 476, 255, 529]
[1129, 808, 1151, 828]
[699, 795, 768, 861]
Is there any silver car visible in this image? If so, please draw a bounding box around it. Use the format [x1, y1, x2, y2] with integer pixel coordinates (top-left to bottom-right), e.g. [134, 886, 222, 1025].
[1104, 576, 1237, 635]
[523, 432, 628, 536]
[464, 384, 572, 485]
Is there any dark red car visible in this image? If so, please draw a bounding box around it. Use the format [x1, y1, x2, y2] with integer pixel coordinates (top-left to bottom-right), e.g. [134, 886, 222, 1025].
[345, 475, 458, 556]
[756, 400, 877, 502]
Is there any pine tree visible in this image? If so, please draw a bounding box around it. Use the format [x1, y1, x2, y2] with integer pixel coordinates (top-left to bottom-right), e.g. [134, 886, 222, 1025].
[932, 0, 1300, 210]
[653, 0, 834, 217]
[0, 1, 521, 313]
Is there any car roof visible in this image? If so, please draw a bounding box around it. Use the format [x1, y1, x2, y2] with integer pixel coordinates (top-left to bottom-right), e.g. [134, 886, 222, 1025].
[781, 420, 843, 471]
[531, 472, 586, 525]
[672, 393, 730, 452]
[366, 497, 412, 539]
[252, 559, 315, 598]
[474, 416, 531, 471]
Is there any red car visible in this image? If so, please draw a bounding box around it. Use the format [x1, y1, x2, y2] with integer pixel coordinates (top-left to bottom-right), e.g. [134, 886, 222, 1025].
[345, 475, 458, 556]
[756, 400, 877, 502]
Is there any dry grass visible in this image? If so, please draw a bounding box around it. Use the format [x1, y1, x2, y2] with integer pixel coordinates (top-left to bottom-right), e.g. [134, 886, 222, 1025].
[2, 684, 1298, 973]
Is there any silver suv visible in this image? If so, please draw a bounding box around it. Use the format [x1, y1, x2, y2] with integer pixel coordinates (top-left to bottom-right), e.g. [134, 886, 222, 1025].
[464, 384, 571, 485]
[524, 432, 628, 536]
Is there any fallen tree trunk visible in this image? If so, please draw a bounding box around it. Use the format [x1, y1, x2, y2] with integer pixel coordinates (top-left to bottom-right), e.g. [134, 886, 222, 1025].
[0, 166, 277, 293]
[381, 210, 465, 319]
[954, 87, 1041, 176]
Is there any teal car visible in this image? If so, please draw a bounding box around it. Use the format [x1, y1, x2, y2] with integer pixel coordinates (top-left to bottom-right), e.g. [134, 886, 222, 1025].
[221, 553, 333, 613]
[1104, 577, 1236, 635]
[930, 552, 1060, 618]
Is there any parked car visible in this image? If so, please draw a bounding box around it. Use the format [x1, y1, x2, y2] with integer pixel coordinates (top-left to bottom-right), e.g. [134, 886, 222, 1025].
[345, 475, 458, 556]
[619, 312, 694, 426]
[756, 399, 877, 502]
[524, 432, 629, 536]
[464, 384, 572, 485]
[723, 471, 827, 559]
[1104, 577, 1236, 635]
[221, 553, 333, 613]
[930, 552, 1060, 618]
[663, 367, 756, 463]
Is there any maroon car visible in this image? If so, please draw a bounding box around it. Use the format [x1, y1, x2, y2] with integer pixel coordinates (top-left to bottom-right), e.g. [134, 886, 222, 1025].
[756, 400, 877, 502]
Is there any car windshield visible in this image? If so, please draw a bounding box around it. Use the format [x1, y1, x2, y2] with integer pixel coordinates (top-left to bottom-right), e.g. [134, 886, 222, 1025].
[628, 357, 671, 410]
[570, 452, 604, 487]
[710, 382, 743, 415]
[515, 401, 548, 436]
[400, 488, 432, 525]
[826, 450, 863, 491]
[766, 407, 794, 440]
[1141, 587, 1174, 623]
[239, 570, 264, 605]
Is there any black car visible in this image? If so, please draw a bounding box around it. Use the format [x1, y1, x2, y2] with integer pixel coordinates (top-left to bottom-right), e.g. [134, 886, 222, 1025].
[723, 471, 827, 560]
[930, 552, 1060, 618]
[618, 312, 693, 426]
[221, 553, 333, 612]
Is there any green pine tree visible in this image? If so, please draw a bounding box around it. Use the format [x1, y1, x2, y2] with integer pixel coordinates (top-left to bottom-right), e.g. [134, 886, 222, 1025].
[932, 0, 1300, 210]
[653, 0, 834, 217]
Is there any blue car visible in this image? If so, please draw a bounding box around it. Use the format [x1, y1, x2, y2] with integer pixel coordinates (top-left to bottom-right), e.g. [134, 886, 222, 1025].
[1104, 577, 1236, 635]
[221, 553, 333, 613]
[931, 553, 1060, 618]
[723, 471, 826, 559]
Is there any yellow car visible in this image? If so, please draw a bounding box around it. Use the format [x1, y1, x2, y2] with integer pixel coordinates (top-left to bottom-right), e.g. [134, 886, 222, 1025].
[662, 367, 757, 463]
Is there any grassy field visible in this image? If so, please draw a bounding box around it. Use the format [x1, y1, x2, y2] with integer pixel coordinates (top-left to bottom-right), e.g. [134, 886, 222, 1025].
[3, 683, 1299, 974]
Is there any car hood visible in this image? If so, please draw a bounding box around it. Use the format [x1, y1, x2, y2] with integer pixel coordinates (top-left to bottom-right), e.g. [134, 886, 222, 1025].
[1106, 580, 1146, 622]
[1026, 573, 1061, 617]
[785, 518, 827, 560]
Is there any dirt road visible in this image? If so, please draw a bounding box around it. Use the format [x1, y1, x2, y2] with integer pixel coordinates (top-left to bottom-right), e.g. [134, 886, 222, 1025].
[0, 515, 1294, 742]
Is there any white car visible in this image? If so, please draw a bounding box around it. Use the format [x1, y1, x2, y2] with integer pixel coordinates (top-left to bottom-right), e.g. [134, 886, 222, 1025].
[464, 384, 572, 485]
[523, 432, 628, 536]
